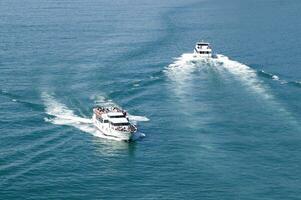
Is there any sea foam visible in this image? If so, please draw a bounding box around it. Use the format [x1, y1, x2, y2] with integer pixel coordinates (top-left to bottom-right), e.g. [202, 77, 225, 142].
[166, 53, 272, 100]
[165, 53, 301, 130]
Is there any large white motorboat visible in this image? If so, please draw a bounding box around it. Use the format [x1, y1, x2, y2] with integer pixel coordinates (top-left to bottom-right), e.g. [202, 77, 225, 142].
[92, 106, 137, 141]
[194, 41, 212, 58]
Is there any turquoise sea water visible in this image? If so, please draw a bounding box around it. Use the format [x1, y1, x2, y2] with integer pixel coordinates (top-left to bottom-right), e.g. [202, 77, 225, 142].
[1, 0, 301, 199]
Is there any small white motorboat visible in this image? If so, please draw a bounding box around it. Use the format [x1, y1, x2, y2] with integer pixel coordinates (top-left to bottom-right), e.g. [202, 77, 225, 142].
[194, 41, 212, 58]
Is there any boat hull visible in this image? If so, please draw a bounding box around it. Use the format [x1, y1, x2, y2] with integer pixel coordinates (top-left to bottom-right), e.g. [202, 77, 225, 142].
[92, 114, 133, 141]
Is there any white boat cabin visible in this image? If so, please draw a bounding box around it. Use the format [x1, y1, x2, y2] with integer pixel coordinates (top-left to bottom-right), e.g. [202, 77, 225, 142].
[194, 42, 212, 57]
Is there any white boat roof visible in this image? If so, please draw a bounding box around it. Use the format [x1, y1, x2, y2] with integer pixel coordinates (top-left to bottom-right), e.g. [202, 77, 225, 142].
[101, 114, 109, 119]
[109, 117, 129, 124]
[107, 112, 124, 117]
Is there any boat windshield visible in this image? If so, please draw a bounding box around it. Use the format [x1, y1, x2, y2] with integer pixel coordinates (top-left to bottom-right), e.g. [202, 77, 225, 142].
[199, 51, 211, 54]
[198, 44, 209, 48]
[109, 115, 125, 118]
[111, 122, 130, 126]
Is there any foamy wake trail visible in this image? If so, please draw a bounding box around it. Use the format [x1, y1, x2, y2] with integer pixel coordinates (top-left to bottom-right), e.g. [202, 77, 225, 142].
[167, 53, 301, 91]
[166, 53, 201, 78]
[213, 54, 272, 99]
[165, 53, 301, 129]
[166, 53, 272, 100]
[42, 93, 147, 141]
[258, 70, 301, 88]
[90, 94, 116, 107]
[128, 115, 150, 122]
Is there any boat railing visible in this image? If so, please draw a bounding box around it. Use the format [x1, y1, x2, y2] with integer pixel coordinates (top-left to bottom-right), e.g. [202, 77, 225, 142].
[93, 108, 105, 117]
[110, 124, 137, 133]
[94, 106, 126, 116]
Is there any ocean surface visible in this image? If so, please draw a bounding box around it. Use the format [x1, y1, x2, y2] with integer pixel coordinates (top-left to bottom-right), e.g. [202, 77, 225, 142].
[1, 0, 301, 199]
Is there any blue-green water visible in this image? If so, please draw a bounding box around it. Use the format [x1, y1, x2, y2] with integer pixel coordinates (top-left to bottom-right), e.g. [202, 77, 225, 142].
[1, 0, 301, 199]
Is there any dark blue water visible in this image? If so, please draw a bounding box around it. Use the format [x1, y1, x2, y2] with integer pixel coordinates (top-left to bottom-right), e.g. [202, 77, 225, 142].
[1, 0, 301, 199]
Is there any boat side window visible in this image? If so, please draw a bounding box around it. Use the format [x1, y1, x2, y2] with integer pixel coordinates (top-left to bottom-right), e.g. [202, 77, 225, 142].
[111, 122, 130, 126]
[103, 120, 109, 123]
[109, 115, 125, 118]
[119, 123, 130, 126]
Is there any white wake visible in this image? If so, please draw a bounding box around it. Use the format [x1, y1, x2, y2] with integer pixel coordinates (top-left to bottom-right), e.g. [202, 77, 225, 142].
[165, 53, 301, 129]
[214, 54, 273, 99]
[166, 53, 273, 100]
